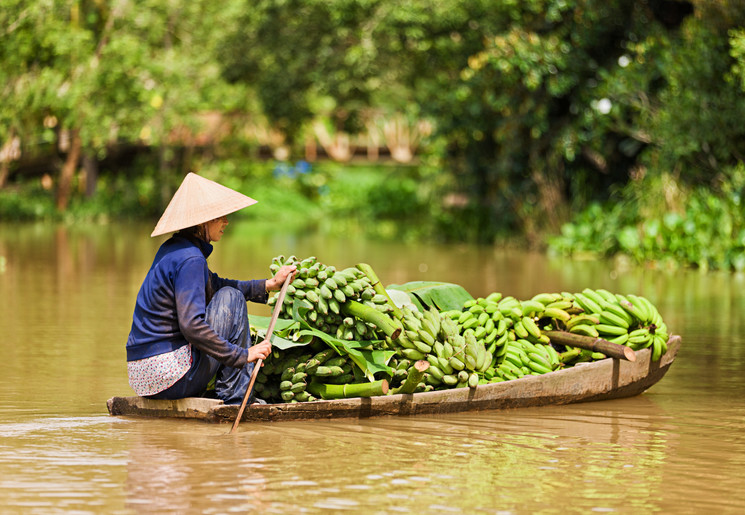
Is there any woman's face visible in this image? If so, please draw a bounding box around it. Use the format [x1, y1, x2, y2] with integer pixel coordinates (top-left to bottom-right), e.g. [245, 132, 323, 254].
[204, 215, 229, 242]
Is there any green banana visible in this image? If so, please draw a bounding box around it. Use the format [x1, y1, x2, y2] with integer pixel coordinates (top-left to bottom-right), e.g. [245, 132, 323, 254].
[513, 320, 530, 339]
[441, 374, 458, 386]
[596, 323, 629, 336]
[582, 288, 607, 308]
[599, 309, 630, 329]
[574, 292, 602, 315]
[484, 303, 499, 314]
[594, 288, 618, 304]
[477, 311, 490, 326]
[400, 348, 427, 360]
[449, 356, 466, 371]
[464, 354, 478, 370]
[319, 284, 333, 300]
[280, 367, 296, 382]
[468, 372, 479, 388]
[626, 293, 652, 323]
[461, 317, 479, 330]
[428, 364, 445, 381]
[628, 327, 652, 343]
[279, 380, 293, 391]
[422, 319, 438, 340]
[615, 294, 646, 324]
[542, 307, 571, 323]
[651, 334, 667, 361]
[602, 300, 635, 326]
[521, 300, 546, 317]
[443, 341, 455, 359]
[290, 381, 307, 394]
[527, 359, 552, 375]
[438, 356, 455, 375]
[559, 347, 582, 363]
[607, 333, 630, 345]
[521, 316, 542, 339]
[412, 338, 433, 354]
[528, 351, 552, 370]
[486, 292, 503, 303]
[333, 289, 346, 303]
[415, 328, 434, 346]
[531, 292, 562, 305]
[545, 299, 574, 311]
[463, 298, 478, 309]
[569, 324, 600, 337]
[638, 296, 662, 324]
[544, 345, 561, 368]
[566, 314, 600, 330]
[457, 311, 474, 325]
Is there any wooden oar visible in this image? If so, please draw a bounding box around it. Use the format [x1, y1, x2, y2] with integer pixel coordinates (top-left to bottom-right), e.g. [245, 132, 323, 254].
[229, 273, 293, 434]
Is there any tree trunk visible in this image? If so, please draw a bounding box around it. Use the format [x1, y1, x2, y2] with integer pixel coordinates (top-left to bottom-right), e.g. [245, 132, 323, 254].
[82, 153, 98, 198]
[56, 129, 82, 211]
[158, 143, 173, 209]
[0, 129, 18, 189]
[0, 160, 9, 189]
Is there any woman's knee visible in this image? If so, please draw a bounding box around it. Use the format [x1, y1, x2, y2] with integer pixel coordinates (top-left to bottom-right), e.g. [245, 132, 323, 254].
[210, 286, 244, 308]
[206, 287, 249, 345]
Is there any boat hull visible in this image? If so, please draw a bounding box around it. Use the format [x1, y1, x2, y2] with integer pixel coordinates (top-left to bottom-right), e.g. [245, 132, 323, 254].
[107, 335, 681, 423]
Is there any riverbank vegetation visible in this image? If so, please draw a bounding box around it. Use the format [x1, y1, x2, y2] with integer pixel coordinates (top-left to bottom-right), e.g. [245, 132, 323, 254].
[1, 1, 744, 271]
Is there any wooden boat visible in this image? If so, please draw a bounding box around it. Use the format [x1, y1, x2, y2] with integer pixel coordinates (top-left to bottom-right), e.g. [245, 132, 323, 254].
[107, 335, 681, 424]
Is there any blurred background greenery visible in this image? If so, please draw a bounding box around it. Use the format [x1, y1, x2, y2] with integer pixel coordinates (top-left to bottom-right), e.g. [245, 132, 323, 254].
[1, 0, 744, 271]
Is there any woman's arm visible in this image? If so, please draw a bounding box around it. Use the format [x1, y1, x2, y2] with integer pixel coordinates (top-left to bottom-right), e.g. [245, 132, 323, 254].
[211, 264, 297, 302]
[265, 265, 297, 291]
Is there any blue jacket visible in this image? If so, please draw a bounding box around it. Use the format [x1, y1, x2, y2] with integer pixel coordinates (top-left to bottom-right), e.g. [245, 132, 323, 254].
[126, 234, 268, 368]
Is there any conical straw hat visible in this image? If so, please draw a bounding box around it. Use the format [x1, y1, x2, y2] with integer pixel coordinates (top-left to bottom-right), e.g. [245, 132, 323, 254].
[151, 172, 257, 237]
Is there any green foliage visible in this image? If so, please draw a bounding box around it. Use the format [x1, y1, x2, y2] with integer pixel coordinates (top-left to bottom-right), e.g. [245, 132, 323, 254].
[548, 164, 745, 272]
[0, 184, 57, 221]
[3, 0, 745, 273]
[218, 0, 390, 144]
[387, 281, 474, 312]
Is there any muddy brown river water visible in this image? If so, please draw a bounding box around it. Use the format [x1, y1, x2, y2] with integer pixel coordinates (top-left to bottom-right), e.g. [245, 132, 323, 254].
[1, 222, 743, 513]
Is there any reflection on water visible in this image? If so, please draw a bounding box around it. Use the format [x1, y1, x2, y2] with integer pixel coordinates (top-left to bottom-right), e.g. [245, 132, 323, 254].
[1, 222, 744, 513]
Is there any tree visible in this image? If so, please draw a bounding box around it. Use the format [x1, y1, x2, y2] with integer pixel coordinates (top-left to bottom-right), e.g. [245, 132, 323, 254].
[0, 0, 251, 211]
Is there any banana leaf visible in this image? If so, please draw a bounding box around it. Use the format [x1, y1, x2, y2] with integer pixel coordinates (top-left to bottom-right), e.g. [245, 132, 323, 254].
[386, 281, 474, 312]
[290, 298, 395, 381]
[249, 315, 312, 350]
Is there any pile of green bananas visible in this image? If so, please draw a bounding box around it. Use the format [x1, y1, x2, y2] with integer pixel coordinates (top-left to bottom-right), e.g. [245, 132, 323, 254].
[386, 305, 491, 390]
[570, 288, 669, 360]
[268, 255, 393, 342]
[488, 338, 561, 381]
[254, 346, 363, 403]
[441, 288, 670, 368]
[257, 256, 671, 402]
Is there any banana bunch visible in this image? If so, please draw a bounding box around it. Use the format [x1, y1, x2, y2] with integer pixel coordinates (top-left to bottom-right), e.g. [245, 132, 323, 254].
[555, 346, 608, 366]
[268, 255, 391, 342]
[441, 292, 573, 368]
[387, 306, 491, 390]
[569, 288, 669, 361]
[427, 320, 492, 389]
[391, 306, 443, 360]
[255, 346, 365, 403]
[486, 339, 561, 381]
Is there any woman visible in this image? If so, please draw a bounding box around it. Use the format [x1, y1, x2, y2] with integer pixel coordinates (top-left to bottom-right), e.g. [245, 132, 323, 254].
[126, 172, 295, 404]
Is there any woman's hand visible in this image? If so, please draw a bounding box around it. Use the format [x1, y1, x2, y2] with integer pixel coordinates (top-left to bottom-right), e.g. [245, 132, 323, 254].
[266, 264, 297, 292]
[248, 339, 272, 364]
